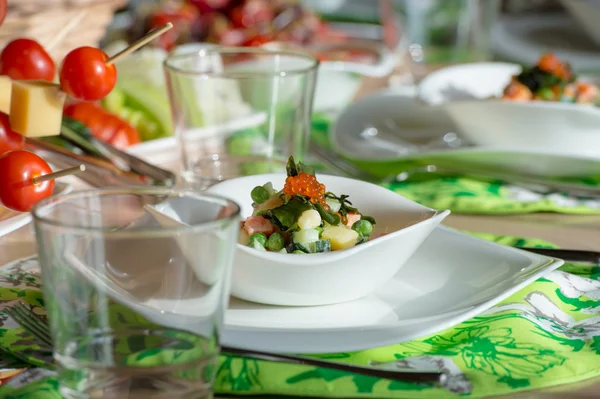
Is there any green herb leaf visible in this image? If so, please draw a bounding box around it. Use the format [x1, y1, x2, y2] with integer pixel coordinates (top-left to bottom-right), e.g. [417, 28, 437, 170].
[286, 156, 298, 177]
[270, 198, 312, 231]
[315, 203, 340, 225]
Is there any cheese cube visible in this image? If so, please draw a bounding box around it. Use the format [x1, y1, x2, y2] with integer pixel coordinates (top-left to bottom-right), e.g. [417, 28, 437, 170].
[10, 80, 65, 137]
[0, 76, 12, 114]
[321, 226, 359, 251]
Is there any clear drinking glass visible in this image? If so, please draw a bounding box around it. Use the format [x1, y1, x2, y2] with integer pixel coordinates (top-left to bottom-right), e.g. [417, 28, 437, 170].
[396, 0, 500, 67]
[32, 188, 240, 399]
[164, 48, 319, 186]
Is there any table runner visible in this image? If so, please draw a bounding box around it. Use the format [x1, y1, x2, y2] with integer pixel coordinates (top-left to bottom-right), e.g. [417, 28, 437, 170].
[0, 232, 600, 398]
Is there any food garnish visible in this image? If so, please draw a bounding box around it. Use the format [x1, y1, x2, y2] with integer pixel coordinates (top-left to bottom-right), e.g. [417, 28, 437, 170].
[240, 157, 376, 254]
[502, 53, 598, 104]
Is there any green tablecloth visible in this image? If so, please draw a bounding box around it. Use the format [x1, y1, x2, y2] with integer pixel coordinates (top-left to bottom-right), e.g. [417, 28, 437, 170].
[0, 232, 600, 398]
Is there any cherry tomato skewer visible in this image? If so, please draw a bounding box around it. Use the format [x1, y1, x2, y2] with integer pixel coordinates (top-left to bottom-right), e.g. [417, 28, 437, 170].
[58, 23, 173, 102]
[0, 150, 85, 212]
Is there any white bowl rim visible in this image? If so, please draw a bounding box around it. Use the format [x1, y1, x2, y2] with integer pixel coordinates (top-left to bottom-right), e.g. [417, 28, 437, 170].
[419, 61, 600, 113]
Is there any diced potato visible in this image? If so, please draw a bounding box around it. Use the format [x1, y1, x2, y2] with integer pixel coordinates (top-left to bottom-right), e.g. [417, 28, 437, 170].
[10, 80, 65, 137]
[0, 76, 12, 114]
[238, 229, 250, 245]
[321, 226, 359, 251]
[297, 209, 321, 230]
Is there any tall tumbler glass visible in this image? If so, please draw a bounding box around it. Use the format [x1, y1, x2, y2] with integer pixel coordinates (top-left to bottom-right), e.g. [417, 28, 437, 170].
[32, 188, 240, 399]
[164, 48, 319, 186]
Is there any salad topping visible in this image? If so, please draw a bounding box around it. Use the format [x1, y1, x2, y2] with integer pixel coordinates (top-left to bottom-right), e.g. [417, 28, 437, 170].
[502, 53, 598, 104]
[240, 157, 376, 254]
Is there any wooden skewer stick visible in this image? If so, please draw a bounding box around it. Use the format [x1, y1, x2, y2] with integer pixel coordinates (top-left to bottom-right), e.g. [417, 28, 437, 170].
[45, 10, 88, 52]
[33, 164, 86, 185]
[106, 22, 174, 65]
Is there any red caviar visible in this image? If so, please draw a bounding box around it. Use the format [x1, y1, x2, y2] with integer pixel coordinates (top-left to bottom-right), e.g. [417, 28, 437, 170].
[283, 172, 327, 207]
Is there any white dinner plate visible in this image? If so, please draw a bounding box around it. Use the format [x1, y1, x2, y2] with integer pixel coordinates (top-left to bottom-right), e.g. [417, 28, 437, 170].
[0, 182, 71, 238]
[491, 13, 600, 72]
[0, 224, 562, 354]
[221, 226, 563, 353]
[331, 89, 600, 178]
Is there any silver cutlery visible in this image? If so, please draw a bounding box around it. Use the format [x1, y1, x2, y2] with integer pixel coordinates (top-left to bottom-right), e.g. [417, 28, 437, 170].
[5, 301, 453, 388]
[520, 247, 600, 264]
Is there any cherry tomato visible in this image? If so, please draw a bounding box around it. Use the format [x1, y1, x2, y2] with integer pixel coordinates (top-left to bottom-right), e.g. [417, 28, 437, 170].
[63, 102, 141, 149]
[243, 34, 273, 47]
[0, 38, 56, 81]
[0, 0, 7, 28]
[0, 113, 24, 156]
[0, 150, 54, 212]
[59, 47, 117, 101]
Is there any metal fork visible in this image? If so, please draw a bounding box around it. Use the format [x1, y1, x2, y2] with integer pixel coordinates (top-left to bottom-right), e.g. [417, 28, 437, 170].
[5, 301, 455, 389]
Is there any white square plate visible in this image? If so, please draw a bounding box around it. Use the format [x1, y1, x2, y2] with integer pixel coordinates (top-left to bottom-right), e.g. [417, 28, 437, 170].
[221, 226, 563, 354]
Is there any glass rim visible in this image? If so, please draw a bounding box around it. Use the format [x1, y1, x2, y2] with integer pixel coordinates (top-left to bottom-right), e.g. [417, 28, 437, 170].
[163, 46, 320, 78]
[31, 187, 241, 236]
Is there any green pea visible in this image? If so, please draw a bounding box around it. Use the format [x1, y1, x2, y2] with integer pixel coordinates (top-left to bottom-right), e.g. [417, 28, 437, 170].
[251, 186, 270, 204]
[352, 219, 373, 237]
[248, 233, 267, 247]
[266, 232, 285, 252]
[292, 250, 304, 254]
[537, 88, 554, 101]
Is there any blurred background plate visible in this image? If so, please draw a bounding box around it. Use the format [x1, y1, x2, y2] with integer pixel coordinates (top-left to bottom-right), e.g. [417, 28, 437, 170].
[491, 12, 600, 72]
[331, 89, 600, 179]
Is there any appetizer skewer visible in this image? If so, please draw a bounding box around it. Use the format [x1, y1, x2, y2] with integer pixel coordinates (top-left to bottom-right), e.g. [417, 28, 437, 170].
[0, 149, 85, 212]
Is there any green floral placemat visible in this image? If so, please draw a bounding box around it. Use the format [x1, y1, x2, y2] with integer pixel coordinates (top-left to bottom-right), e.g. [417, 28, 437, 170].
[1, 232, 600, 398]
[227, 112, 600, 215]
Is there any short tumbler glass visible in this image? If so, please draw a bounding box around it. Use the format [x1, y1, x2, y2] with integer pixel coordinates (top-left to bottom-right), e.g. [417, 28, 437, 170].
[32, 188, 240, 399]
[164, 48, 319, 185]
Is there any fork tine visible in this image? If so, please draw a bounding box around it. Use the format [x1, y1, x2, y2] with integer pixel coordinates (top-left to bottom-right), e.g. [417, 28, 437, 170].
[6, 302, 53, 348]
[15, 302, 51, 337]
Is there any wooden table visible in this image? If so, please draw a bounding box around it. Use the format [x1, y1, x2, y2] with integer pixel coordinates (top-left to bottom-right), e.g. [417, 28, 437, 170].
[2, 76, 600, 398]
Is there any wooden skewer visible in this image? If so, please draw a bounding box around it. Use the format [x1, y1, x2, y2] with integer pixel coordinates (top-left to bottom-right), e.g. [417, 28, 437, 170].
[45, 10, 88, 52]
[106, 22, 174, 65]
[33, 164, 86, 185]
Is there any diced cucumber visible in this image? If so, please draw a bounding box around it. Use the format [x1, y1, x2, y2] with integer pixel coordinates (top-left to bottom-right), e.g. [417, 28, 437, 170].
[252, 240, 266, 251]
[293, 229, 320, 243]
[295, 239, 331, 254]
[326, 198, 341, 213]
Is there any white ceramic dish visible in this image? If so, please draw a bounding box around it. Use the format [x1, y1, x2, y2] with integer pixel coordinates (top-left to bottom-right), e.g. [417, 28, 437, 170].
[560, 0, 600, 47]
[207, 173, 449, 306]
[332, 89, 600, 178]
[4, 224, 563, 353]
[220, 226, 563, 353]
[418, 62, 600, 158]
[491, 13, 600, 72]
[0, 182, 72, 237]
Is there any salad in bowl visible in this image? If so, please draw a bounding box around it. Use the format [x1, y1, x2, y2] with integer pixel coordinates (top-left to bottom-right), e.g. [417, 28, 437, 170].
[208, 158, 450, 306]
[239, 157, 376, 254]
[418, 54, 600, 157]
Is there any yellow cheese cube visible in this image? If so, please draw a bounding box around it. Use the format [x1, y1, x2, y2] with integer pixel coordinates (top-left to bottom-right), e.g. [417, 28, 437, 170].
[0, 76, 12, 114]
[321, 226, 359, 251]
[10, 80, 65, 137]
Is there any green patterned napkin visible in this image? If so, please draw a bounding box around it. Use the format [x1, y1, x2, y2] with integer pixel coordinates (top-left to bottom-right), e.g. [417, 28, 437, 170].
[1, 232, 600, 398]
[229, 113, 600, 215]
